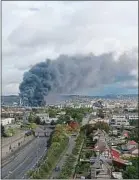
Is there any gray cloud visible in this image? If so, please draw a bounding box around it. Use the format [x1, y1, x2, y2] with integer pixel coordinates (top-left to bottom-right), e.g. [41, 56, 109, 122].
[19, 52, 138, 105]
[2, 1, 138, 95]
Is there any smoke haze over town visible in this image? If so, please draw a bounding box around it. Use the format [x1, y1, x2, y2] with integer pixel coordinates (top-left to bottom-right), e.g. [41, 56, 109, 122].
[2, 1, 138, 98]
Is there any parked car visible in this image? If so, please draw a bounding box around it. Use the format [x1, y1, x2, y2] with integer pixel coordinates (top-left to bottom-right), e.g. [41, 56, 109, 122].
[71, 133, 77, 137]
[25, 130, 32, 136]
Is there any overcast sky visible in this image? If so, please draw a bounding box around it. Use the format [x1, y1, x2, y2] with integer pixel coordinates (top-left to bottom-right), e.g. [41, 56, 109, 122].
[2, 1, 138, 95]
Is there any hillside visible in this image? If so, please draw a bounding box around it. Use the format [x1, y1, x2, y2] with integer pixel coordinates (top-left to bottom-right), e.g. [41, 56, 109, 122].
[2, 95, 20, 106]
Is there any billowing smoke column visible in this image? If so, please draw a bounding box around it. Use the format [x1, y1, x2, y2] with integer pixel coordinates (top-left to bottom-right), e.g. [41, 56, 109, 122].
[19, 52, 137, 106]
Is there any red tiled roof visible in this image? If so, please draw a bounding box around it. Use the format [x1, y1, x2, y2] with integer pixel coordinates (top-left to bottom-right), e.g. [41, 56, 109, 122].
[123, 132, 128, 137]
[128, 140, 137, 145]
[132, 149, 139, 155]
[111, 149, 120, 158]
[113, 156, 127, 165]
[129, 146, 137, 152]
[68, 121, 79, 129]
[94, 142, 106, 152]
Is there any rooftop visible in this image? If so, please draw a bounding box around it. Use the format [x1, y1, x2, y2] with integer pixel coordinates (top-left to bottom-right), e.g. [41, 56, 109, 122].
[127, 140, 137, 145]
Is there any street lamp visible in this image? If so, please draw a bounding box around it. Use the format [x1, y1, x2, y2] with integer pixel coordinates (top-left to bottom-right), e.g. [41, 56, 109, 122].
[96, 150, 100, 156]
[7, 171, 12, 179]
[36, 135, 39, 166]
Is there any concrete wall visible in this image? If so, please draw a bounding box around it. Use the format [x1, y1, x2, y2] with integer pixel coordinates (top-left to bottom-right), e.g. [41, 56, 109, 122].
[2, 135, 34, 159]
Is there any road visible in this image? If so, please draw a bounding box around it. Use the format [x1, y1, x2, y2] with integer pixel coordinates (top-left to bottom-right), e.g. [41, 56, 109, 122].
[1, 136, 48, 179]
[2, 134, 34, 160]
[50, 136, 76, 179]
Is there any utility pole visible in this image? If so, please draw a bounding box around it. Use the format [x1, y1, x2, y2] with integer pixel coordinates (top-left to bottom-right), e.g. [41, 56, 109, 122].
[36, 135, 39, 166]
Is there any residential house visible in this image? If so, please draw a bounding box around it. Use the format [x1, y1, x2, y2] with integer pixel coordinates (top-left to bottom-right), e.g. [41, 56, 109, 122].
[111, 129, 118, 136]
[36, 113, 58, 124]
[130, 147, 139, 156]
[121, 145, 138, 158]
[126, 140, 137, 150]
[1, 118, 15, 126]
[112, 172, 123, 179]
[128, 113, 138, 120]
[111, 148, 120, 159]
[49, 117, 58, 123]
[112, 156, 128, 168]
[23, 111, 30, 124]
[91, 112, 97, 116]
[36, 113, 49, 123]
[122, 130, 129, 138]
[110, 114, 129, 126]
[89, 118, 109, 125]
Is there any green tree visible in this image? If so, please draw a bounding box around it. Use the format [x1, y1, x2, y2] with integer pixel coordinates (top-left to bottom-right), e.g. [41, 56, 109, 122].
[28, 113, 34, 123]
[29, 123, 37, 129]
[50, 120, 56, 125]
[122, 157, 139, 179]
[49, 109, 57, 118]
[35, 116, 41, 125]
[97, 108, 104, 119]
[65, 115, 71, 122]
[57, 115, 66, 124]
[128, 128, 139, 143]
[123, 166, 138, 179]
[83, 124, 94, 136]
[94, 121, 109, 133]
[1, 125, 5, 137]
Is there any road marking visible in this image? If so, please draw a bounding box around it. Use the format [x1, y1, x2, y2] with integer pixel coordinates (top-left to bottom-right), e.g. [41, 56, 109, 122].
[3, 138, 48, 179]
[3, 155, 31, 179]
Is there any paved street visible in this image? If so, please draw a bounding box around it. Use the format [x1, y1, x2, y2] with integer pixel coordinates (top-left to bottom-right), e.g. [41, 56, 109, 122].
[1, 136, 49, 179]
[50, 136, 76, 179]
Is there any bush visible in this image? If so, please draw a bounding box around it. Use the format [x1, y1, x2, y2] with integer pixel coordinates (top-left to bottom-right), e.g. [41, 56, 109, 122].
[35, 116, 41, 124]
[29, 123, 37, 129]
[59, 155, 76, 179]
[5, 128, 16, 137]
[123, 157, 139, 179]
[59, 131, 85, 179]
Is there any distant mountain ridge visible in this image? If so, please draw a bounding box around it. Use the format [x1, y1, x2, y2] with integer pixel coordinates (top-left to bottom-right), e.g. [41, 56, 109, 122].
[2, 93, 137, 106]
[2, 95, 20, 105]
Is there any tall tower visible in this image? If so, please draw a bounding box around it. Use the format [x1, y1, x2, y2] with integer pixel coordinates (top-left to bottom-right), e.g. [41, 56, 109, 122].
[19, 98, 22, 106]
[23, 111, 30, 124]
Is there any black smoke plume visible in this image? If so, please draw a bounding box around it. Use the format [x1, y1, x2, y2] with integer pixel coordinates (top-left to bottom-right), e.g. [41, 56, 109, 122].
[19, 51, 137, 106]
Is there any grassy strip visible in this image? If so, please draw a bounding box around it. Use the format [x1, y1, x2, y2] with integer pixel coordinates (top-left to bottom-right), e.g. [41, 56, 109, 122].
[48, 141, 70, 179]
[58, 132, 85, 179]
